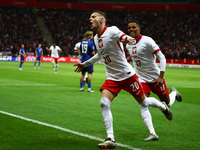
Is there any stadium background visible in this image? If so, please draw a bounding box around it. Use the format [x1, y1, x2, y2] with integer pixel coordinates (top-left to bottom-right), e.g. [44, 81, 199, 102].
[0, 0, 200, 65]
[0, 1, 200, 150]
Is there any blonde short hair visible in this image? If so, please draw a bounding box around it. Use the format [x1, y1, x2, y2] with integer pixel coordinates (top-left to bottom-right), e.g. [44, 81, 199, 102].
[93, 10, 107, 22]
[84, 31, 93, 39]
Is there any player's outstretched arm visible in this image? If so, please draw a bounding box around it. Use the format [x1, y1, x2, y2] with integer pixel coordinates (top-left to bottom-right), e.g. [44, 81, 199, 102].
[74, 53, 101, 72]
[46, 47, 50, 51]
[74, 63, 85, 72]
[123, 36, 136, 45]
[154, 51, 166, 87]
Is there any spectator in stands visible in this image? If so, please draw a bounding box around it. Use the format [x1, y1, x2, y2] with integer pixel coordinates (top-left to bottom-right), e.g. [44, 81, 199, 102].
[1, 7, 199, 60]
[0, 7, 47, 56]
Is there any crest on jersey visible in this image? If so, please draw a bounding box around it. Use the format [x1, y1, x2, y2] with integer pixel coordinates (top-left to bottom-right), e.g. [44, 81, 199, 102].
[132, 46, 137, 54]
[98, 39, 103, 48]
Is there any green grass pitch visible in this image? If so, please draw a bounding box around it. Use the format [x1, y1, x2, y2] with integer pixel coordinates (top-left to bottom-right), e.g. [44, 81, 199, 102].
[0, 61, 200, 150]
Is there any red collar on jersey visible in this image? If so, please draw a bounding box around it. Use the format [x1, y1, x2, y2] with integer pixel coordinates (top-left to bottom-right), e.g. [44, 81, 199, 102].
[136, 34, 142, 44]
[98, 26, 108, 38]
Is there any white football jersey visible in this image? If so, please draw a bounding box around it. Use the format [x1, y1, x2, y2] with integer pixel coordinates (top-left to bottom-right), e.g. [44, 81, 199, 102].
[50, 45, 61, 58]
[126, 35, 160, 83]
[93, 26, 135, 81]
[74, 42, 81, 51]
[74, 42, 81, 62]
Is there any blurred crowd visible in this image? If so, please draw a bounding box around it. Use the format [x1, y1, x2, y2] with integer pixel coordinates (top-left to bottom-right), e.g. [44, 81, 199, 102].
[1, 7, 200, 60]
[0, 7, 48, 56]
[44, 9, 91, 56]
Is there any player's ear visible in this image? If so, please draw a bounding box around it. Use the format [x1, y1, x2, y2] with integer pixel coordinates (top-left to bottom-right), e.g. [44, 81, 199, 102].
[100, 17, 105, 24]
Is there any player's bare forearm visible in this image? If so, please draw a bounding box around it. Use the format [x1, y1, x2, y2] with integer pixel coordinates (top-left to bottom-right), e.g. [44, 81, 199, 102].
[159, 71, 165, 78]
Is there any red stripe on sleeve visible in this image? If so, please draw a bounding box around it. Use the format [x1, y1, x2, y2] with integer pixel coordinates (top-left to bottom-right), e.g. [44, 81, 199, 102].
[119, 34, 126, 41]
[152, 49, 160, 55]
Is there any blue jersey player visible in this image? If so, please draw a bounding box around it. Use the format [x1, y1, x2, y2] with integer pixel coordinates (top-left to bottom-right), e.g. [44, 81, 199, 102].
[19, 44, 26, 70]
[79, 31, 95, 92]
[34, 43, 43, 68]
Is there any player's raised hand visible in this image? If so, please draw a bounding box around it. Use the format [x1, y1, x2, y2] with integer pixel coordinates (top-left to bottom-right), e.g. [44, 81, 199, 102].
[74, 63, 84, 72]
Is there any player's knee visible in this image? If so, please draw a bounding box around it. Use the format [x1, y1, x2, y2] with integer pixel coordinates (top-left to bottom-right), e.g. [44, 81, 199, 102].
[139, 97, 148, 107]
[145, 93, 150, 97]
[100, 97, 111, 108]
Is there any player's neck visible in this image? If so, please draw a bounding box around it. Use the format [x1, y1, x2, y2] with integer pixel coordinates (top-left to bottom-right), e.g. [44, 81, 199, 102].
[136, 34, 142, 42]
[96, 25, 106, 37]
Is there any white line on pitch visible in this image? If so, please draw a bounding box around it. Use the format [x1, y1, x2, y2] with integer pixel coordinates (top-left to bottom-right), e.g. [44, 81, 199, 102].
[181, 86, 200, 89]
[0, 84, 56, 86]
[0, 110, 142, 150]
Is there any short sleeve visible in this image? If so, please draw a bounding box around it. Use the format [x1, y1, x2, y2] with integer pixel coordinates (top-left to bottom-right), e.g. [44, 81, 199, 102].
[110, 26, 127, 41]
[146, 37, 160, 53]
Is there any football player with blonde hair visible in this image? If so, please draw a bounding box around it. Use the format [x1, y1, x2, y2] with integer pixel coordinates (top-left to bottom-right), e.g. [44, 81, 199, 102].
[79, 30, 95, 92]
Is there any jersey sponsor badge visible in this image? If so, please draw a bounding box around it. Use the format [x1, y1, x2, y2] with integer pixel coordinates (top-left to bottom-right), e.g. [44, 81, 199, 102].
[132, 46, 137, 54]
[98, 39, 103, 48]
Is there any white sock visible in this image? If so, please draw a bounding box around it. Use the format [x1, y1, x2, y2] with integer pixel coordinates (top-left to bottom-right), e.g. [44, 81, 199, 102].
[100, 97, 114, 141]
[139, 105, 156, 135]
[84, 73, 88, 81]
[168, 91, 176, 107]
[141, 97, 166, 111]
[52, 61, 55, 67]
